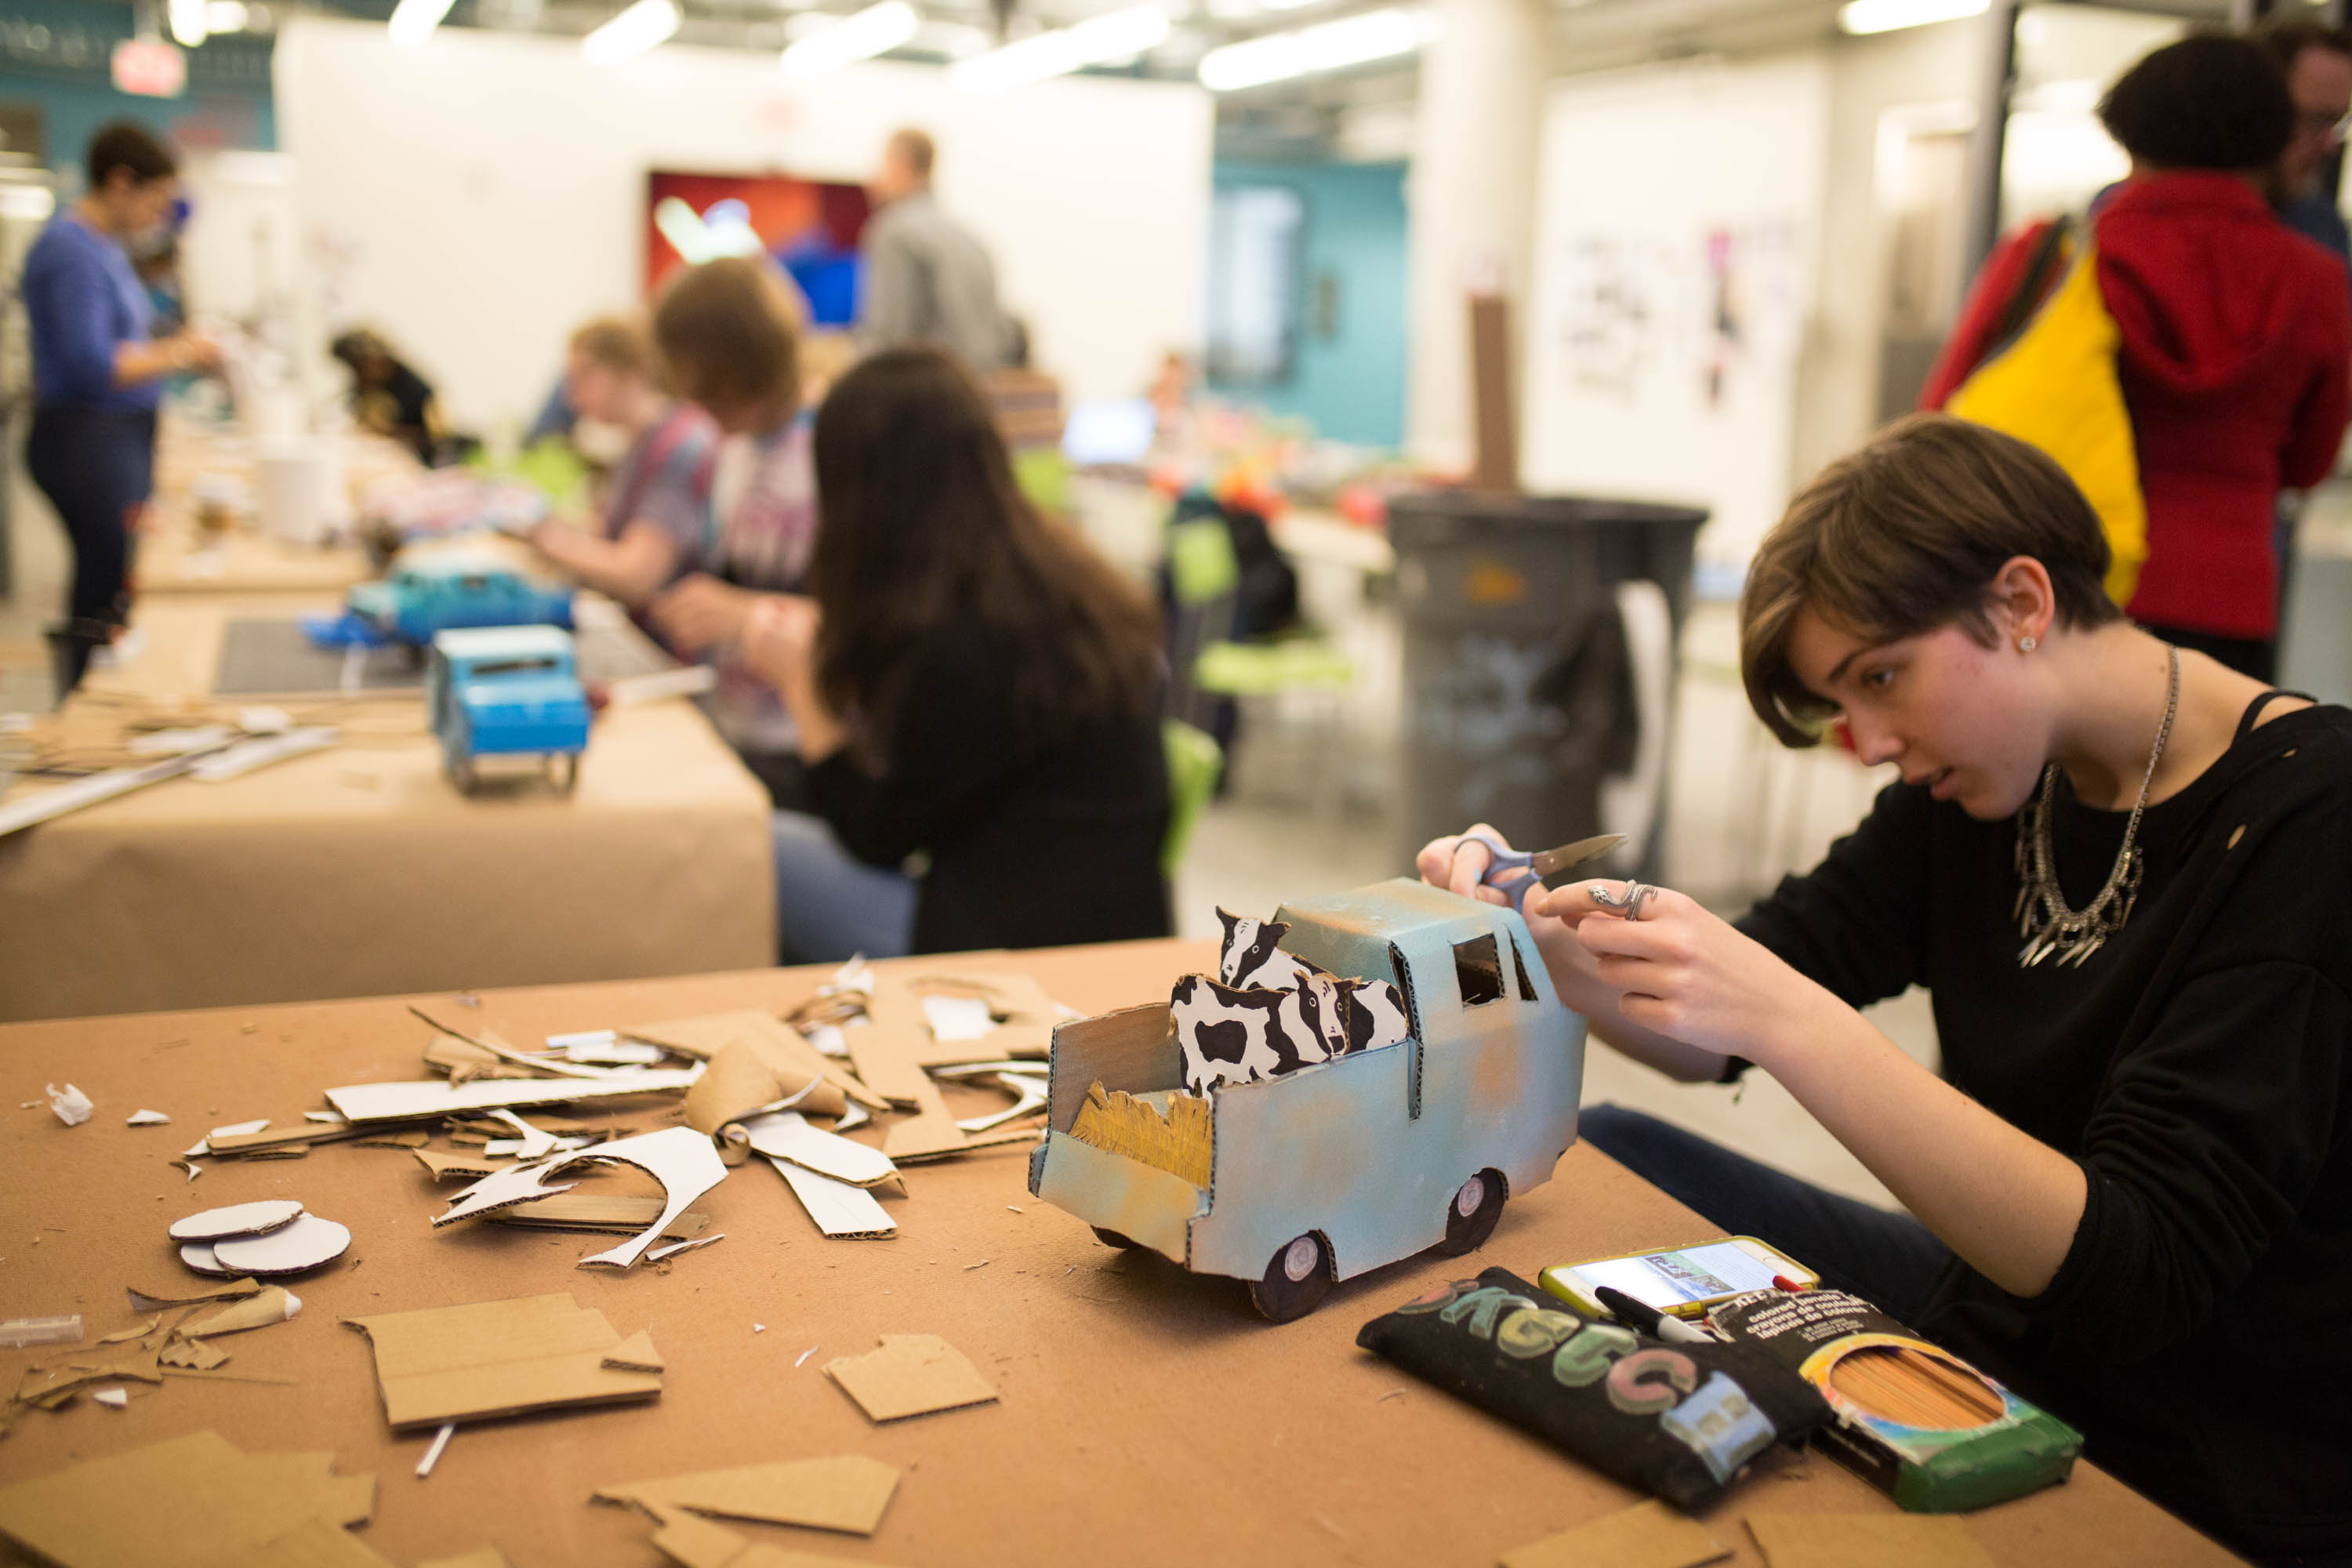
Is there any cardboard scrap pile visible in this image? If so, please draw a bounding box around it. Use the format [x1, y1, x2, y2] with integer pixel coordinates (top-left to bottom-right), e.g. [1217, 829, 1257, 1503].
[151, 966, 1067, 1280]
[1, 1276, 303, 1438]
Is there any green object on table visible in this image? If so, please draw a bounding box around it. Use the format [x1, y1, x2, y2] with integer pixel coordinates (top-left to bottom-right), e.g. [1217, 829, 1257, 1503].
[1160, 718, 1223, 877]
[1166, 517, 1240, 608]
[1191, 637, 1353, 697]
[467, 438, 590, 513]
[1012, 446, 1073, 517]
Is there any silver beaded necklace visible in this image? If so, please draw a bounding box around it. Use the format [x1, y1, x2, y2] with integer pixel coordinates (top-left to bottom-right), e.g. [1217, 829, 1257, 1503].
[2012, 644, 2180, 968]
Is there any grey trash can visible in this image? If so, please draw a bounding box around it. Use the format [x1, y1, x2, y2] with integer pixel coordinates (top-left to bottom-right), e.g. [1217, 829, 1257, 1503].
[1385, 492, 1706, 884]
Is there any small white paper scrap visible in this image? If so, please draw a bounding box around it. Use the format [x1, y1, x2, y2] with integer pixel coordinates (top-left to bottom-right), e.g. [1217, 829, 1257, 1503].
[921, 994, 996, 1043]
[48, 1083, 93, 1127]
[126, 1109, 172, 1127]
[93, 1388, 129, 1410]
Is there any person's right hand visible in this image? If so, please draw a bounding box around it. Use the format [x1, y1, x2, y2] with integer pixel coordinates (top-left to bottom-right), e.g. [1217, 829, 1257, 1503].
[1415, 823, 1514, 907]
[172, 332, 224, 373]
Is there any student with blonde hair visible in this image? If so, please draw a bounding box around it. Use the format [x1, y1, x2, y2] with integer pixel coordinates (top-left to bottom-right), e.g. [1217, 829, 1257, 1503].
[1425, 415, 2352, 1563]
[528, 314, 717, 628]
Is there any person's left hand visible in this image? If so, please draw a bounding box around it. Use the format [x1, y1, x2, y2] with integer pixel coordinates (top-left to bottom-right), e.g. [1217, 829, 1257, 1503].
[648, 575, 756, 656]
[741, 593, 820, 695]
[1532, 880, 1838, 1065]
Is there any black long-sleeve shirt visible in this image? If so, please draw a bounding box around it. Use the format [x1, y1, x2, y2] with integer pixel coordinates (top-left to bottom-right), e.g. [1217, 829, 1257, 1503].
[807, 624, 1171, 955]
[1737, 699, 2352, 1559]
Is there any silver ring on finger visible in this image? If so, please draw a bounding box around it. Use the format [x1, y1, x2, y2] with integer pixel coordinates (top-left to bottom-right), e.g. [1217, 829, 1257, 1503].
[1591, 881, 1657, 920]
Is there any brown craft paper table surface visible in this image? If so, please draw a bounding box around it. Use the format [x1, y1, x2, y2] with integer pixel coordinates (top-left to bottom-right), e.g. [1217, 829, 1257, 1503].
[135, 421, 408, 597]
[0, 945, 2241, 1568]
[0, 597, 774, 1023]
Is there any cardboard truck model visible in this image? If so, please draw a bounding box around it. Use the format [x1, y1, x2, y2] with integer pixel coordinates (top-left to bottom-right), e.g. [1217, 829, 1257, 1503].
[348, 551, 574, 648]
[428, 626, 590, 793]
[1029, 878, 1586, 1322]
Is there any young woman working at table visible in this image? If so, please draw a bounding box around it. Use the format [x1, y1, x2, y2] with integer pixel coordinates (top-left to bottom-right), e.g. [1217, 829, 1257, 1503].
[1422, 414, 2351, 1566]
[739, 346, 1171, 959]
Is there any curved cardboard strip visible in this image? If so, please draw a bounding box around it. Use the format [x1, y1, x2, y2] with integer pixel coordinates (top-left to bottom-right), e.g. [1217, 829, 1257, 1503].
[567, 1127, 728, 1272]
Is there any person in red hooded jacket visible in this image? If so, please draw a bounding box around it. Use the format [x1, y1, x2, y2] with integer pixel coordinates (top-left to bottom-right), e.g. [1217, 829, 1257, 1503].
[1923, 33, 2351, 684]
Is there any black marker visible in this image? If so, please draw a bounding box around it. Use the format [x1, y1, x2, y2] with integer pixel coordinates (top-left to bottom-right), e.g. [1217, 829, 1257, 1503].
[1595, 1284, 1717, 1345]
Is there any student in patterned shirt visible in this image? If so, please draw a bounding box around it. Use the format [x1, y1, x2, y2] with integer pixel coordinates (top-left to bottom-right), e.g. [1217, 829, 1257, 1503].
[645, 256, 821, 808]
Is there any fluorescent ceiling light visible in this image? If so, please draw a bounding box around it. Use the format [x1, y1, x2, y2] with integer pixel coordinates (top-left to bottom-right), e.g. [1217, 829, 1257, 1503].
[952, 4, 1172, 90]
[1197, 5, 1428, 91]
[779, 0, 918, 75]
[1836, 0, 1987, 35]
[583, 0, 681, 64]
[168, 0, 208, 46]
[387, 0, 456, 49]
[205, 0, 247, 30]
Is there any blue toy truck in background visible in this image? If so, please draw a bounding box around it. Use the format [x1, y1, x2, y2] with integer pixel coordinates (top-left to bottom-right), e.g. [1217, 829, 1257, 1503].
[348, 551, 574, 648]
[1031, 879, 1586, 1322]
[427, 626, 591, 793]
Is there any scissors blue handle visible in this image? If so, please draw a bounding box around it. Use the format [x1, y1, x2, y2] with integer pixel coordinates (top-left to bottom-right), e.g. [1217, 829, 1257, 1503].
[1465, 829, 1542, 910]
[1464, 829, 1628, 912]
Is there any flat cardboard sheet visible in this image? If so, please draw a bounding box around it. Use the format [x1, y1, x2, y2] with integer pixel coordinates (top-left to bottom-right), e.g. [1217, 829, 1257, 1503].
[1501, 1501, 1730, 1568]
[644, 1509, 895, 1568]
[597, 1454, 901, 1535]
[328, 1070, 702, 1124]
[1746, 1515, 2002, 1568]
[0, 942, 2242, 1568]
[0, 1430, 378, 1568]
[343, 1293, 662, 1430]
[771, 1160, 897, 1240]
[823, 1335, 998, 1424]
[417, 1552, 514, 1568]
[0, 599, 773, 1024]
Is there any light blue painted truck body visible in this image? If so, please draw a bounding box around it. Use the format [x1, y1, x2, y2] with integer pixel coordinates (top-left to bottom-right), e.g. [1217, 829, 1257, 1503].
[349, 551, 574, 646]
[1032, 877, 1586, 1285]
[428, 626, 590, 780]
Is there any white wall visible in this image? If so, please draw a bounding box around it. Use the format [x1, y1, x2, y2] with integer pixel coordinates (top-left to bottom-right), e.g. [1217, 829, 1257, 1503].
[274, 16, 1214, 431]
[1520, 53, 1828, 570]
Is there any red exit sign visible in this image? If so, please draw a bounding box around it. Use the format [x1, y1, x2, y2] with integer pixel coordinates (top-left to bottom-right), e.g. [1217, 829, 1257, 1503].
[111, 38, 188, 99]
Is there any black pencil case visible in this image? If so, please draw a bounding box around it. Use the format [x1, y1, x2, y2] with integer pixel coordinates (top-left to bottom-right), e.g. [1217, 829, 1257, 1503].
[1356, 1266, 1832, 1510]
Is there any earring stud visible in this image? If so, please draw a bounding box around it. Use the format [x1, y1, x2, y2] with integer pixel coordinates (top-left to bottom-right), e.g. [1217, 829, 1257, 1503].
[2020, 635, 2038, 653]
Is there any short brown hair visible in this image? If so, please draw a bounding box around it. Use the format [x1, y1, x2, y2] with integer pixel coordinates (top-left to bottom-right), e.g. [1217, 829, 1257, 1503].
[1740, 413, 2123, 747]
[568, 314, 655, 380]
[651, 258, 802, 425]
[887, 127, 935, 180]
[2252, 16, 2352, 75]
[87, 120, 176, 191]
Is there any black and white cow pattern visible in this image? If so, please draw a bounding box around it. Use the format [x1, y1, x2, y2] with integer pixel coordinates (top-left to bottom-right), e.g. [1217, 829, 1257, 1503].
[1216, 909, 1314, 991]
[1174, 964, 1412, 1096]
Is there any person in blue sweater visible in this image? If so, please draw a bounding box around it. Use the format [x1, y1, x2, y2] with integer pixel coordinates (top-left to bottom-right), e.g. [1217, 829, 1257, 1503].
[23, 121, 219, 695]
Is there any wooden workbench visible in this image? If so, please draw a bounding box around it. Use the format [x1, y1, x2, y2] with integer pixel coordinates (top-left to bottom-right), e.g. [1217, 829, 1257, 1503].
[0, 945, 2241, 1567]
[0, 597, 773, 1022]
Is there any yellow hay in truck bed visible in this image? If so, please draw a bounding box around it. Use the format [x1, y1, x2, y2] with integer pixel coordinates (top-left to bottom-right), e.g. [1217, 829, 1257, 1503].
[1068, 1080, 1212, 1189]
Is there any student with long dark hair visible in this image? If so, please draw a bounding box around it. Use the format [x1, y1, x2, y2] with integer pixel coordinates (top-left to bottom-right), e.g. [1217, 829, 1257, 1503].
[742, 346, 1171, 957]
[1425, 415, 2352, 1563]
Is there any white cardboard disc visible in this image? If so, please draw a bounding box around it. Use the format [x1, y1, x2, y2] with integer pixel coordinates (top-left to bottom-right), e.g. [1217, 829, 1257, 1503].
[167, 1199, 304, 1242]
[210, 1214, 350, 1276]
[179, 1240, 237, 1277]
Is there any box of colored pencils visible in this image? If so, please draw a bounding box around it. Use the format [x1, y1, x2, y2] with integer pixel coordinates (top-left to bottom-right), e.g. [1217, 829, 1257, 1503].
[1708, 1288, 2081, 1512]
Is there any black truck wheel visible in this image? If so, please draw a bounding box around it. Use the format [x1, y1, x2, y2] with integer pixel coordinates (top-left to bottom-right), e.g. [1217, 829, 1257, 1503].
[1248, 1232, 1332, 1323]
[1437, 1169, 1506, 1255]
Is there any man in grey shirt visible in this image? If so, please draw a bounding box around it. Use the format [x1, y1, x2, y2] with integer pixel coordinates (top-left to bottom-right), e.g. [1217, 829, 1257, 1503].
[859, 128, 1007, 374]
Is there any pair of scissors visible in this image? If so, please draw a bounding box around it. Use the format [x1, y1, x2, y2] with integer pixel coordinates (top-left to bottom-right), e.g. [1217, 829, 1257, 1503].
[1464, 829, 1626, 911]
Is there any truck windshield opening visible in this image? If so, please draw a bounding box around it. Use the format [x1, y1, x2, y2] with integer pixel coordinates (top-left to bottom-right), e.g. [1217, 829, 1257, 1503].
[1453, 934, 1506, 1007]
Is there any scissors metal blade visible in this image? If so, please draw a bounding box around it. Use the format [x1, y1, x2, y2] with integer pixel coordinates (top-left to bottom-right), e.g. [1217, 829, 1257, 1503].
[1527, 833, 1626, 878]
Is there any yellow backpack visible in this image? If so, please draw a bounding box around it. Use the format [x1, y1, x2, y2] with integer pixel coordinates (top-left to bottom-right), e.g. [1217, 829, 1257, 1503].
[1944, 219, 2147, 607]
